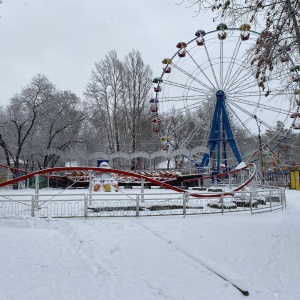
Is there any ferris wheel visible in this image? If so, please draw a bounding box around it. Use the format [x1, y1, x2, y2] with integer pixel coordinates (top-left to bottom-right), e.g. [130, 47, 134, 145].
[150, 24, 299, 173]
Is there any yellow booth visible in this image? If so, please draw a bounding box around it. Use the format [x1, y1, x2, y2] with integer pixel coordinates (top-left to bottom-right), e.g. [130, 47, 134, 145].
[289, 165, 300, 190]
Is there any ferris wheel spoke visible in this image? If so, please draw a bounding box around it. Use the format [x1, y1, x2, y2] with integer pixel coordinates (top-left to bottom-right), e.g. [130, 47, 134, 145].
[201, 42, 220, 89]
[184, 126, 207, 147]
[163, 79, 212, 95]
[225, 62, 255, 92]
[223, 53, 253, 90]
[177, 101, 205, 115]
[160, 98, 210, 115]
[160, 94, 212, 110]
[228, 100, 285, 131]
[220, 40, 224, 88]
[166, 122, 197, 147]
[185, 49, 218, 90]
[223, 38, 243, 89]
[233, 81, 292, 102]
[228, 96, 291, 115]
[169, 120, 210, 148]
[227, 104, 258, 143]
[230, 90, 291, 98]
[171, 64, 214, 91]
[259, 87, 291, 102]
[228, 75, 258, 94]
[160, 99, 204, 117]
[231, 86, 292, 102]
[161, 94, 210, 103]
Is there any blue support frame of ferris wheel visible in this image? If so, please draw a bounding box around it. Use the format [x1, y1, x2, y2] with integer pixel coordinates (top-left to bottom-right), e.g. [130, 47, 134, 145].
[199, 90, 242, 173]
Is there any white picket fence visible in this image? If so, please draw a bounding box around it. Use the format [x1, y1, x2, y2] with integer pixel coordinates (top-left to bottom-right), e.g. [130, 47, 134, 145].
[0, 186, 286, 218]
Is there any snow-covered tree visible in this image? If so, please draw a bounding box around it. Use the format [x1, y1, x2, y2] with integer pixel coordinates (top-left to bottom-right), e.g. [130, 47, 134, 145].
[0, 74, 54, 172]
[85, 50, 124, 153]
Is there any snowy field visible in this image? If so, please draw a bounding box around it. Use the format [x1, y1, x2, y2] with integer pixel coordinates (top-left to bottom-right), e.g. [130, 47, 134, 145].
[0, 188, 299, 300]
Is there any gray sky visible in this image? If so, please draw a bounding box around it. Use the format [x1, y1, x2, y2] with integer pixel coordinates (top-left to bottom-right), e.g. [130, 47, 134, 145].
[0, 0, 215, 105]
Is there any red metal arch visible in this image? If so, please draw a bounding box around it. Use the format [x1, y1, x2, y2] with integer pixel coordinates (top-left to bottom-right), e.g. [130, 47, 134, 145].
[0, 164, 256, 198]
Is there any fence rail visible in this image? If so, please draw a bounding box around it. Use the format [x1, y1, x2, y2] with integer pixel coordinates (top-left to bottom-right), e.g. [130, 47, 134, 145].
[0, 186, 286, 218]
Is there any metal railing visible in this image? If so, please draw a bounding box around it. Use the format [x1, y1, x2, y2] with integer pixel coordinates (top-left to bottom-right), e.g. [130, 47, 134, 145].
[0, 186, 286, 218]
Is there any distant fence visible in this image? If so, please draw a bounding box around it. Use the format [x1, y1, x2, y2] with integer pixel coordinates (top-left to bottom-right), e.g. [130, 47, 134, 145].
[0, 186, 286, 218]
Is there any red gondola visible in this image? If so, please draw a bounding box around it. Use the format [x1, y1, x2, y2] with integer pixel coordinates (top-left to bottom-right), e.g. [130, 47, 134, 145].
[279, 144, 290, 151]
[292, 122, 300, 129]
[151, 117, 161, 123]
[290, 112, 300, 118]
[154, 85, 162, 92]
[176, 42, 187, 48]
[218, 32, 227, 40]
[261, 30, 273, 38]
[149, 98, 159, 113]
[163, 66, 171, 73]
[151, 117, 161, 132]
[178, 49, 186, 57]
[240, 33, 250, 41]
[150, 105, 158, 113]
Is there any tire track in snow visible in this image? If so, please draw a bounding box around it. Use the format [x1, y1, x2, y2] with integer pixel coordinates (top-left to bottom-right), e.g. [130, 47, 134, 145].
[69, 220, 184, 300]
[131, 218, 250, 296]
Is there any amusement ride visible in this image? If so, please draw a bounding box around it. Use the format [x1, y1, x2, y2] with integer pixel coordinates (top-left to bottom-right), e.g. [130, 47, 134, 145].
[150, 24, 300, 174]
[0, 24, 298, 210]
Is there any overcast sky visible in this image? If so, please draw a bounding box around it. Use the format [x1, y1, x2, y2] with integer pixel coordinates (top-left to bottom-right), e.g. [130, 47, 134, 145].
[0, 0, 216, 105]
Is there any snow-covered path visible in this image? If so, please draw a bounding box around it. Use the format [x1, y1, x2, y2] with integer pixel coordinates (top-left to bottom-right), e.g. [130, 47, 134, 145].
[0, 189, 299, 300]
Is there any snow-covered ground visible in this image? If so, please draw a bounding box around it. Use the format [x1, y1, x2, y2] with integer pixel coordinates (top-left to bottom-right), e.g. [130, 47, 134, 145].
[0, 189, 299, 300]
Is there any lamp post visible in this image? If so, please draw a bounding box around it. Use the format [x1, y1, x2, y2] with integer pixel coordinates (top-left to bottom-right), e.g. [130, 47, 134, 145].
[254, 115, 264, 182]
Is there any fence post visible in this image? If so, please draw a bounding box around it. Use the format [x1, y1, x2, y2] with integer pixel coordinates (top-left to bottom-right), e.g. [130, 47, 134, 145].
[31, 195, 35, 217]
[141, 178, 145, 203]
[269, 189, 272, 212]
[284, 190, 287, 209]
[280, 189, 284, 210]
[34, 174, 39, 208]
[221, 193, 224, 215]
[136, 194, 140, 218]
[183, 193, 186, 217]
[88, 170, 93, 205]
[229, 173, 232, 189]
[84, 194, 88, 219]
[250, 191, 253, 214]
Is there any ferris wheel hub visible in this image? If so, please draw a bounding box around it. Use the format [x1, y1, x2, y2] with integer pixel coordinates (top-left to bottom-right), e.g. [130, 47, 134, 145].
[216, 90, 226, 101]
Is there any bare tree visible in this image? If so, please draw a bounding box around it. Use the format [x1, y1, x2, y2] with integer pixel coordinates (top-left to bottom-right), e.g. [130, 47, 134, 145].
[121, 50, 153, 169]
[34, 90, 85, 168]
[84, 50, 153, 169]
[0, 74, 54, 171]
[0, 74, 86, 179]
[85, 50, 124, 153]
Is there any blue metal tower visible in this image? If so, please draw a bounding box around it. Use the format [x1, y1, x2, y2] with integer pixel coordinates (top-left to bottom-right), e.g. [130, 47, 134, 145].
[200, 90, 242, 173]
